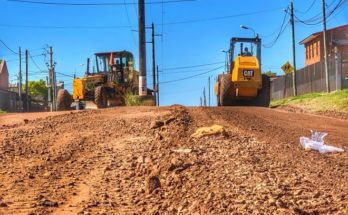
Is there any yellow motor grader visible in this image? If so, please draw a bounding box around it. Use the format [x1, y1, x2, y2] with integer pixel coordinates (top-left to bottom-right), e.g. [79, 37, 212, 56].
[215, 36, 270, 107]
[57, 50, 154, 110]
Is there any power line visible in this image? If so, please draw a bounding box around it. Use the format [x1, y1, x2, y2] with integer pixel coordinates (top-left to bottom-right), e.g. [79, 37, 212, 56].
[162, 61, 225, 71]
[0, 7, 285, 29]
[295, 0, 317, 13]
[150, 65, 223, 85]
[5, 53, 45, 62]
[29, 51, 45, 73]
[7, 0, 195, 6]
[262, 8, 290, 48]
[0, 23, 132, 29]
[159, 7, 285, 25]
[294, 0, 347, 25]
[160, 65, 225, 75]
[123, 0, 137, 47]
[0, 39, 18, 54]
[56, 72, 74, 78]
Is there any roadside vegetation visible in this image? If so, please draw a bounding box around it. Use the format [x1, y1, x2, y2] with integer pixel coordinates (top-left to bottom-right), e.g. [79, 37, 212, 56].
[270, 89, 348, 112]
[124, 93, 143, 106]
[0, 109, 6, 114]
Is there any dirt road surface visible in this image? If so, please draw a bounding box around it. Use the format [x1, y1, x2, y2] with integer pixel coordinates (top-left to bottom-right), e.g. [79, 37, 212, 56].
[0, 106, 347, 215]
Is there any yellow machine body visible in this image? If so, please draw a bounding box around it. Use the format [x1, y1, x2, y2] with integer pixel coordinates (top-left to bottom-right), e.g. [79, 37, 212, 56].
[231, 56, 262, 98]
[215, 36, 270, 107]
[73, 74, 105, 100]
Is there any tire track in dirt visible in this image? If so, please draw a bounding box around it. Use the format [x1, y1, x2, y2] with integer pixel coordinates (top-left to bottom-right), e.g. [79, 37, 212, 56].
[0, 106, 347, 214]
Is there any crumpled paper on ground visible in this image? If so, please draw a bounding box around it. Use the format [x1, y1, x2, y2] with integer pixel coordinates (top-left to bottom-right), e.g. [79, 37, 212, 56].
[191, 124, 225, 138]
[300, 131, 344, 153]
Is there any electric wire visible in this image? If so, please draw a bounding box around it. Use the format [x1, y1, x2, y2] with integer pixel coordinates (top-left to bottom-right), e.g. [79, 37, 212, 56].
[124, 0, 138, 47]
[149, 65, 224, 85]
[7, 0, 195, 6]
[29, 51, 46, 73]
[0, 7, 285, 29]
[295, 0, 317, 13]
[162, 61, 225, 71]
[295, 0, 347, 25]
[0, 39, 18, 54]
[262, 8, 290, 48]
[160, 64, 225, 75]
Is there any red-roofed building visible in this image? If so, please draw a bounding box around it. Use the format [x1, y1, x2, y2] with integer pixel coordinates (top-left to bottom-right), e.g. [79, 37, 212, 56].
[300, 24, 348, 66]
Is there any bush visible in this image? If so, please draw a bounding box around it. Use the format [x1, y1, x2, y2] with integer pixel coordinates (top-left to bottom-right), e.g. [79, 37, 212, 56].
[124, 93, 143, 106]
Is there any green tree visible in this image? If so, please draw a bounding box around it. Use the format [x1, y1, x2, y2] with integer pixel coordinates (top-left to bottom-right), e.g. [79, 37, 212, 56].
[22, 79, 48, 100]
[264, 70, 277, 77]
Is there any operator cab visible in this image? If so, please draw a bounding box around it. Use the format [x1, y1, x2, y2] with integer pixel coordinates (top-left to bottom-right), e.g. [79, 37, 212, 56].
[229, 36, 261, 72]
[94, 51, 135, 84]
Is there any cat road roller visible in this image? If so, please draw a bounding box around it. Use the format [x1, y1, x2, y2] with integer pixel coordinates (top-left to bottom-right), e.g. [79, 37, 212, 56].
[56, 50, 155, 110]
[215, 36, 270, 107]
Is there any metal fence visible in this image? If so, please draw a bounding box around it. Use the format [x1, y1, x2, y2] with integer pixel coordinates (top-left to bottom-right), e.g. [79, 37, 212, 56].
[271, 52, 348, 100]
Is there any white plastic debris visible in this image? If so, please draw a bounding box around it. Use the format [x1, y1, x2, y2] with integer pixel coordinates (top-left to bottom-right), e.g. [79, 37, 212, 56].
[300, 131, 344, 153]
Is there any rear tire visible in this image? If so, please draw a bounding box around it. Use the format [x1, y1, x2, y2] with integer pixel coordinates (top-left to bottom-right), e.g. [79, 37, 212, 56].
[56, 89, 72, 111]
[95, 86, 108, 109]
[219, 74, 236, 106]
[254, 74, 270, 107]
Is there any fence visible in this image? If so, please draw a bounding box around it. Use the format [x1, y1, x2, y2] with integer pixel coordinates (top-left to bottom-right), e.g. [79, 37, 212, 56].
[0, 90, 48, 112]
[271, 52, 348, 100]
[0, 89, 19, 112]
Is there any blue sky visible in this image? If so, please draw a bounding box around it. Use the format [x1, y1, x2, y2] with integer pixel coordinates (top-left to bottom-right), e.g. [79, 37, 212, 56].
[1, 0, 347, 106]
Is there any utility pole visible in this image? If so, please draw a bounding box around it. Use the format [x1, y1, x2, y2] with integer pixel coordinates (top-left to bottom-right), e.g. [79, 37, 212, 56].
[25, 49, 29, 112]
[208, 76, 211, 107]
[200, 97, 202, 107]
[147, 23, 162, 105]
[203, 87, 207, 107]
[322, 0, 330, 93]
[156, 65, 160, 106]
[290, 0, 297, 96]
[138, 0, 147, 96]
[48, 46, 54, 112]
[86, 58, 90, 75]
[18, 47, 22, 111]
[151, 23, 156, 96]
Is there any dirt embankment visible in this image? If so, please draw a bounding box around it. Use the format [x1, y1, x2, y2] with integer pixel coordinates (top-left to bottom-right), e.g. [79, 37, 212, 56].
[0, 106, 347, 214]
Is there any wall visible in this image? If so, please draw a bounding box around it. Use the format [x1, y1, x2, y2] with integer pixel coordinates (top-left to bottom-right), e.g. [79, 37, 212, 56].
[0, 61, 9, 90]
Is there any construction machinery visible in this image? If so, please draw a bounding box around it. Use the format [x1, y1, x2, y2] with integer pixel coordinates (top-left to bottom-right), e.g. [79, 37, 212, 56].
[215, 36, 270, 107]
[57, 50, 154, 110]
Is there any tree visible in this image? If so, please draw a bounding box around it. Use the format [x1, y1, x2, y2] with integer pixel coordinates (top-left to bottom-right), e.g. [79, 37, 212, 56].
[22, 79, 48, 101]
[264, 70, 277, 77]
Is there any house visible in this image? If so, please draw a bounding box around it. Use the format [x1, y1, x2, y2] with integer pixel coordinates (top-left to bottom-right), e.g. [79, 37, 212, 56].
[0, 60, 9, 90]
[299, 24, 348, 66]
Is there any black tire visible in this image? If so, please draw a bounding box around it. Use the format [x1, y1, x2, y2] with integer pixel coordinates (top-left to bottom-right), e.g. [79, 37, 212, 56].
[57, 89, 72, 111]
[95, 86, 107, 109]
[219, 74, 236, 106]
[254, 74, 271, 107]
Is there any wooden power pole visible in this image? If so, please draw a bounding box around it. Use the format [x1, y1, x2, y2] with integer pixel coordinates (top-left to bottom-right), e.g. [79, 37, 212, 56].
[208, 76, 211, 107]
[156, 65, 160, 106]
[290, 0, 297, 96]
[322, 0, 330, 93]
[18, 47, 23, 111]
[25, 49, 29, 112]
[138, 0, 147, 96]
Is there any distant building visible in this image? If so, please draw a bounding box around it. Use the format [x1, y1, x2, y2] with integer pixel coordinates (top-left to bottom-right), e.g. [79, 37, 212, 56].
[0, 60, 9, 90]
[299, 24, 348, 66]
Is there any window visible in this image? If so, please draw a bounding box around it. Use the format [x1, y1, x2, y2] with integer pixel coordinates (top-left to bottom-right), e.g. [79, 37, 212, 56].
[311, 44, 314, 58]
